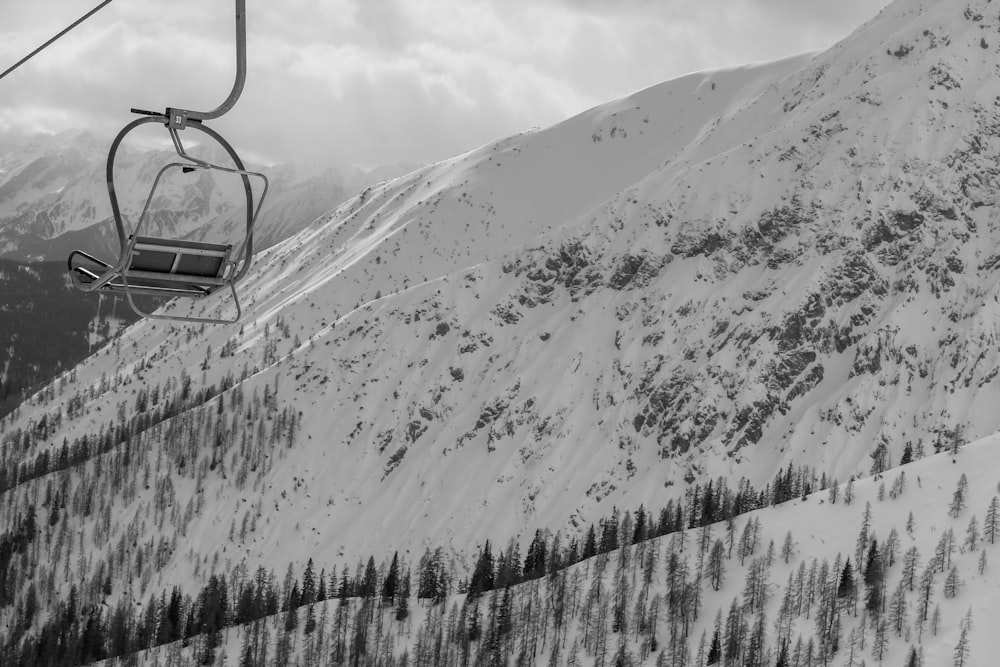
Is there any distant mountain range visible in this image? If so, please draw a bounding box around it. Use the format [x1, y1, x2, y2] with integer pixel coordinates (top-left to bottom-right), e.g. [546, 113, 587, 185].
[0, 128, 419, 262]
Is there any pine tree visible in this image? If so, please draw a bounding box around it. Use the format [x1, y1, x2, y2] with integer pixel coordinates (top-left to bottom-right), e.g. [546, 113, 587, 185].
[394, 566, 410, 622]
[383, 552, 400, 606]
[901, 441, 913, 465]
[707, 539, 726, 591]
[883, 528, 900, 568]
[984, 496, 999, 544]
[417, 548, 441, 600]
[302, 558, 316, 605]
[855, 502, 873, 571]
[917, 563, 936, 626]
[469, 541, 495, 597]
[864, 538, 883, 616]
[583, 524, 598, 560]
[836, 558, 854, 601]
[774, 641, 789, 667]
[943, 566, 962, 598]
[360, 556, 378, 598]
[871, 619, 889, 663]
[781, 531, 795, 564]
[706, 627, 721, 665]
[954, 626, 970, 667]
[949, 473, 969, 518]
[888, 580, 907, 636]
[901, 546, 920, 592]
[964, 515, 980, 552]
[842, 627, 860, 667]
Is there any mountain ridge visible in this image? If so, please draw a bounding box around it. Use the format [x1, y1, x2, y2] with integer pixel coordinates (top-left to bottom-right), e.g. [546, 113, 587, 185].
[5, 0, 1000, 662]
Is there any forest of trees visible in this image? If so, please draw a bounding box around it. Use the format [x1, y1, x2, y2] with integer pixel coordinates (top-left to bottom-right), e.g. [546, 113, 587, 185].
[0, 316, 989, 666]
[1, 457, 993, 666]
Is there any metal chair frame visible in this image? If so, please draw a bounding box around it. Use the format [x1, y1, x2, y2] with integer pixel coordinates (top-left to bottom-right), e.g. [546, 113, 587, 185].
[68, 0, 267, 324]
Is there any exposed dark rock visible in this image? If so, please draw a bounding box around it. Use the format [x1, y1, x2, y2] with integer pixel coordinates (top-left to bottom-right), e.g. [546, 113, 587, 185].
[786, 364, 825, 403]
[407, 421, 427, 443]
[671, 229, 726, 258]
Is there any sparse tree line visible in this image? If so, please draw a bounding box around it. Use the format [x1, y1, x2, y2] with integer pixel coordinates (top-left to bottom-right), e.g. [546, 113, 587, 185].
[0, 314, 302, 499]
[0, 460, 836, 665]
[0, 365, 300, 657]
[2, 460, 995, 666]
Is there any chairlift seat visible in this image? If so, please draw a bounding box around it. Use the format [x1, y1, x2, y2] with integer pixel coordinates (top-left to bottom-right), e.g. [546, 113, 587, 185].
[129, 236, 232, 280]
[69, 236, 234, 298]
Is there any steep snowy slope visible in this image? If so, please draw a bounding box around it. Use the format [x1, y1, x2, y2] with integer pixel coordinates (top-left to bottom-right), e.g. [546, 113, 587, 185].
[4, 0, 1000, 655]
[116, 434, 1000, 667]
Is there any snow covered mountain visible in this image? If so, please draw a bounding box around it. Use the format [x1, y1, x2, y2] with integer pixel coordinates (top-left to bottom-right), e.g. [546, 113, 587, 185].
[4, 0, 1000, 662]
[0, 129, 415, 262]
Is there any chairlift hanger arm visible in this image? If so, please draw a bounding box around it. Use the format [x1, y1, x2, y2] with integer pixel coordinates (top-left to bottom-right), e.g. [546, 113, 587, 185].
[131, 0, 246, 128]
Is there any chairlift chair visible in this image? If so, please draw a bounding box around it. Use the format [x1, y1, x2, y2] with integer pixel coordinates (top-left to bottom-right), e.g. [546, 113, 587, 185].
[68, 0, 267, 324]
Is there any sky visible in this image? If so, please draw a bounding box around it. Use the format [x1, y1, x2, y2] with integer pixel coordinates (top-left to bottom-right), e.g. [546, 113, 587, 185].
[0, 0, 892, 169]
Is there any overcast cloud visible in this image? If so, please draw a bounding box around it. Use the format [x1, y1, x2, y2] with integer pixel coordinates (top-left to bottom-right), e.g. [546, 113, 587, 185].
[0, 0, 891, 168]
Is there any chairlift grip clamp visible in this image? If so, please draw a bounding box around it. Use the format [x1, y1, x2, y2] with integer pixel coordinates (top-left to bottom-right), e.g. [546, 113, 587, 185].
[166, 107, 189, 130]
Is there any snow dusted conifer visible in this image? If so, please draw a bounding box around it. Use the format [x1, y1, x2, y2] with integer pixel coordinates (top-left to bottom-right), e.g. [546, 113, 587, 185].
[964, 516, 979, 552]
[863, 539, 883, 616]
[949, 473, 969, 518]
[943, 566, 962, 598]
[837, 558, 855, 601]
[888, 580, 907, 636]
[855, 502, 872, 569]
[890, 470, 906, 499]
[984, 496, 999, 544]
[706, 623, 721, 664]
[954, 625, 970, 667]
[901, 546, 920, 592]
[871, 618, 889, 663]
[383, 552, 400, 606]
[738, 518, 758, 565]
[883, 528, 900, 568]
[707, 539, 726, 591]
[395, 567, 410, 621]
[781, 531, 795, 564]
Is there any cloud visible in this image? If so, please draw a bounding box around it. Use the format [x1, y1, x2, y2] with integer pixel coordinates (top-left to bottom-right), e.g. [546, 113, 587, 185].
[0, 0, 891, 168]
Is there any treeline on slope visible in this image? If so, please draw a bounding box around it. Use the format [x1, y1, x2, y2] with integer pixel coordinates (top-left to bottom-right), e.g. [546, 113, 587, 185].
[0, 453, 953, 666]
[4, 466, 995, 666]
[0, 315, 300, 498]
[0, 259, 145, 418]
[0, 367, 247, 496]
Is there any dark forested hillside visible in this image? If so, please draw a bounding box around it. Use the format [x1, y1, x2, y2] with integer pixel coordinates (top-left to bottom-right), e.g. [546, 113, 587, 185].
[0, 259, 142, 416]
